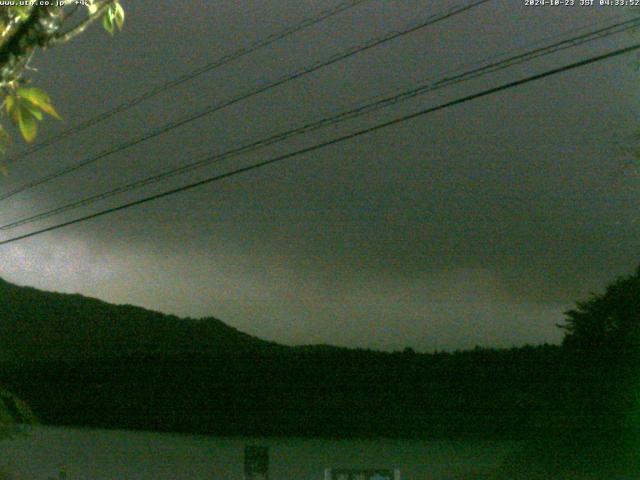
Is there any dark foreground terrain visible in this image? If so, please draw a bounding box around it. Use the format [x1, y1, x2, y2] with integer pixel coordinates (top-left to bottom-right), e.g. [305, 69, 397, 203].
[0, 277, 637, 478]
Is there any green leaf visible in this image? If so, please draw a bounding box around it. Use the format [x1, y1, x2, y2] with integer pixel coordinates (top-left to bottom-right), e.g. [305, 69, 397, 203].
[103, 3, 125, 34]
[103, 11, 115, 35]
[87, 1, 98, 15]
[5, 95, 17, 123]
[17, 87, 61, 120]
[26, 106, 43, 121]
[17, 107, 37, 143]
[114, 2, 125, 30]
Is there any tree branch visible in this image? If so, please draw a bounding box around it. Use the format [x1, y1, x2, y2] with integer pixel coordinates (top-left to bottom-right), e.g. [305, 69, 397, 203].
[0, 6, 65, 84]
[0, 10, 32, 47]
[49, 1, 115, 46]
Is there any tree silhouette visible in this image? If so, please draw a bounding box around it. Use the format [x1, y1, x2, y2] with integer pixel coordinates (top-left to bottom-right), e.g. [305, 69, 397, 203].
[558, 265, 640, 353]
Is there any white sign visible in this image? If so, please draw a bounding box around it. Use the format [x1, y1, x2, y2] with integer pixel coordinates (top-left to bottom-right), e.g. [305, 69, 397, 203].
[324, 468, 400, 480]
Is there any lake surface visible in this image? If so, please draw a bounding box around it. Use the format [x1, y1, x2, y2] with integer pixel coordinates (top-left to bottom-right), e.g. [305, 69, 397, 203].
[0, 426, 517, 479]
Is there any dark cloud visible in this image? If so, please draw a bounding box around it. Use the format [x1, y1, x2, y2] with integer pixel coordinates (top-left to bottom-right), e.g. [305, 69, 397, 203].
[0, 0, 637, 350]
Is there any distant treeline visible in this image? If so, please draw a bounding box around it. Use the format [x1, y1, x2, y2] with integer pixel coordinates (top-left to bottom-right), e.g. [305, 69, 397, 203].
[0, 344, 633, 439]
[0, 274, 636, 440]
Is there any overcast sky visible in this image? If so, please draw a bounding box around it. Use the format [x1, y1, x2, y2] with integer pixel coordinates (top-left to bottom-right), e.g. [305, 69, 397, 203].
[0, 0, 638, 351]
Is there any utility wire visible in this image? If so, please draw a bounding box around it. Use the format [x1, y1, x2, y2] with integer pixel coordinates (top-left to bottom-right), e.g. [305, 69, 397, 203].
[0, 0, 491, 202]
[5, 0, 370, 165]
[0, 41, 638, 247]
[2, 15, 638, 231]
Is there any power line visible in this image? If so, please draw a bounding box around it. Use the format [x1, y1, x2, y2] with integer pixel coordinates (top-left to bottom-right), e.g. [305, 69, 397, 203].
[5, 0, 371, 165]
[0, 41, 637, 247]
[0, 0, 491, 203]
[2, 15, 638, 231]
[433, 15, 640, 87]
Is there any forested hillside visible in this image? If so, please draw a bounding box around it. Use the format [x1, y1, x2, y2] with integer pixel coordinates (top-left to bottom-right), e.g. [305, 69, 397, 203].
[0, 277, 634, 441]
